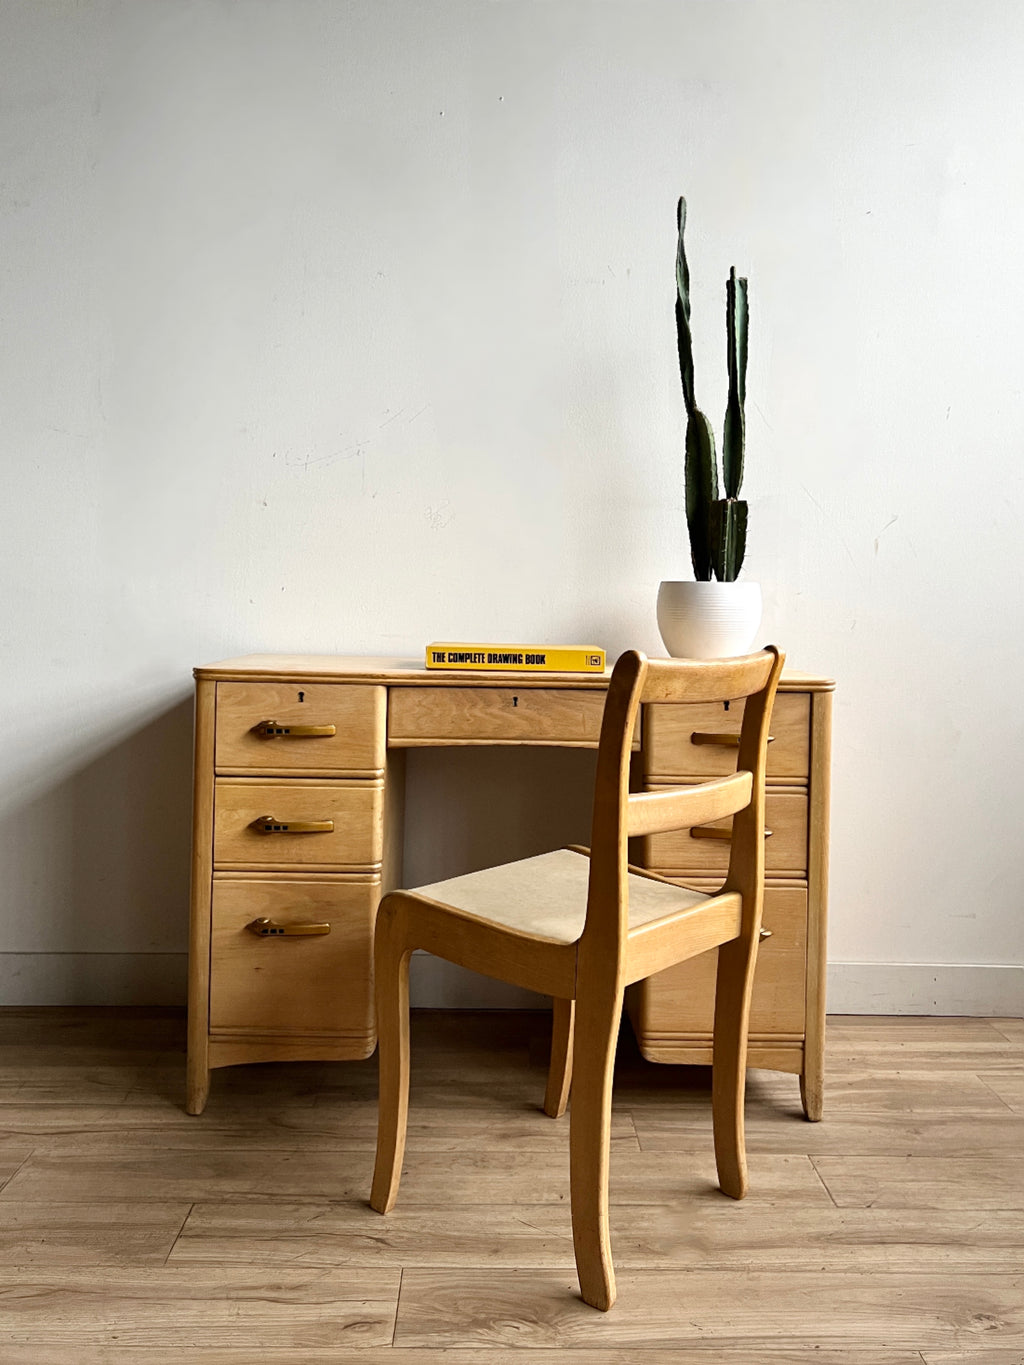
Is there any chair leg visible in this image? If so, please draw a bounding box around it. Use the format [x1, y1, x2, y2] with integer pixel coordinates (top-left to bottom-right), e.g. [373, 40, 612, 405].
[568, 982, 623, 1311]
[370, 897, 413, 1215]
[711, 934, 759, 1200]
[543, 996, 575, 1118]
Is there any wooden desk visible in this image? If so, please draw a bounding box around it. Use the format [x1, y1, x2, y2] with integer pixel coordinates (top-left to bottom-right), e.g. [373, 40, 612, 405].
[187, 655, 834, 1117]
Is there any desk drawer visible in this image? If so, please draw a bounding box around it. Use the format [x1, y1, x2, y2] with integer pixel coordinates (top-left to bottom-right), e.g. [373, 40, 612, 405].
[643, 692, 809, 780]
[210, 876, 376, 1045]
[643, 789, 808, 877]
[628, 885, 808, 1043]
[215, 683, 386, 774]
[213, 779, 383, 870]
[388, 686, 615, 747]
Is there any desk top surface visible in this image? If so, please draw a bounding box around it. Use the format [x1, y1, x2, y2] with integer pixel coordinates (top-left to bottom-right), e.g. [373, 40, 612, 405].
[196, 654, 835, 692]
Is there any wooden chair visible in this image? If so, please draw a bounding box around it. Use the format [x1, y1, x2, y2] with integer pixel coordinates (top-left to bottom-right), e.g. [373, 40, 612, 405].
[369, 646, 784, 1310]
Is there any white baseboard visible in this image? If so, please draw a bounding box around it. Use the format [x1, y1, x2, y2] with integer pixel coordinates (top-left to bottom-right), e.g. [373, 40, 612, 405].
[1, 953, 1021, 1017]
[827, 962, 1024, 1016]
[0, 953, 187, 1006]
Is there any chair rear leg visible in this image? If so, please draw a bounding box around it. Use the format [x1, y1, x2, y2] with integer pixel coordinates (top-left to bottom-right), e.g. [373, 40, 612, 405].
[543, 996, 575, 1118]
[711, 933, 759, 1200]
[569, 983, 622, 1311]
[370, 897, 413, 1215]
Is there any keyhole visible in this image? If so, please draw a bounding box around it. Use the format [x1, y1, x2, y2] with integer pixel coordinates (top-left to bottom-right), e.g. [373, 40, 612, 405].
[298, 691, 305, 703]
[723, 699, 730, 712]
[512, 696, 518, 708]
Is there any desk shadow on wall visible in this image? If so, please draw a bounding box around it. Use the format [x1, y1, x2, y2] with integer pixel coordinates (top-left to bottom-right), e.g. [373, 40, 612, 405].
[402, 745, 599, 1007]
[0, 698, 194, 1006]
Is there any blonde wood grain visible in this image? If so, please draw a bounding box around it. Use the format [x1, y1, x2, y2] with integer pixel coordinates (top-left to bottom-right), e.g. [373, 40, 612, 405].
[642, 787, 807, 876]
[627, 886, 808, 1045]
[802, 687, 833, 1121]
[186, 679, 217, 1117]
[543, 997, 574, 1118]
[387, 685, 614, 747]
[215, 681, 386, 774]
[212, 778, 383, 870]
[643, 691, 810, 780]
[369, 648, 784, 1311]
[209, 877, 377, 1039]
[627, 771, 752, 837]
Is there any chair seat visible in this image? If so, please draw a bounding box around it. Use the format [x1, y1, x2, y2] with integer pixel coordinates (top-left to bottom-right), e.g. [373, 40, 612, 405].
[412, 848, 710, 944]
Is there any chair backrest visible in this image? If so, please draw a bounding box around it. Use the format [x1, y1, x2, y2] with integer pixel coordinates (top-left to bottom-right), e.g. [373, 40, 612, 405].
[581, 647, 785, 963]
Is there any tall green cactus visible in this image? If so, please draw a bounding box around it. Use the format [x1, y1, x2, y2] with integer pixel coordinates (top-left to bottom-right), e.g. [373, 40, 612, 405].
[676, 197, 749, 583]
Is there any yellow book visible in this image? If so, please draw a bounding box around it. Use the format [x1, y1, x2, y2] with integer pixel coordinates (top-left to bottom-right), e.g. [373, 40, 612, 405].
[425, 642, 606, 673]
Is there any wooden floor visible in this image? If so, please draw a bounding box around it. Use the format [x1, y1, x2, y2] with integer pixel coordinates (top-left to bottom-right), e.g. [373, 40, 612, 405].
[0, 1009, 1022, 1361]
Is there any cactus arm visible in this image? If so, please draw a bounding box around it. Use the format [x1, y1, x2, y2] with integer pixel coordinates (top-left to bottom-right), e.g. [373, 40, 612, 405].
[675, 197, 696, 415]
[709, 498, 748, 583]
[722, 268, 748, 500]
[685, 409, 718, 581]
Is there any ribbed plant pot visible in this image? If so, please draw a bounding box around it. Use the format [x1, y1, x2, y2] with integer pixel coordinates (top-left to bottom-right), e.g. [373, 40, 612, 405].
[657, 580, 763, 660]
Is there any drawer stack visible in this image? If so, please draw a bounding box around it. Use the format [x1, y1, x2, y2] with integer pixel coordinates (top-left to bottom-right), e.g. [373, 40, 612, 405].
[202, 680, 389, 1071]
[626, 689, 819, 1079]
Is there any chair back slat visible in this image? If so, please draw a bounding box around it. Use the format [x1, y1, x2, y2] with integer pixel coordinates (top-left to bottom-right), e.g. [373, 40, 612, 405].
[640, 652, 777, 706]
[580, 646, 784, 963]
[627, 771, 753, 839]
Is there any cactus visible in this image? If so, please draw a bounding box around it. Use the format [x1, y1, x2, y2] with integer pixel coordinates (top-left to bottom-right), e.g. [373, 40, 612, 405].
[676, 197, 749, 582]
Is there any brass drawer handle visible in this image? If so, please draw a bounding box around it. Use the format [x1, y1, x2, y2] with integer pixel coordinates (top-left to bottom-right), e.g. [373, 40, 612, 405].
[246, 917, 331, 937]
[690, 826, 773, 842]
[254, 720, 337, 738]
[759, 927, 772, 941]
[252, 816, 335, 834]
[690, 732, 775, 748]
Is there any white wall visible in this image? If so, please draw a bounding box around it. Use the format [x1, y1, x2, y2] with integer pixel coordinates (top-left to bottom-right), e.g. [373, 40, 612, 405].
[2, 0, 1022, 1013]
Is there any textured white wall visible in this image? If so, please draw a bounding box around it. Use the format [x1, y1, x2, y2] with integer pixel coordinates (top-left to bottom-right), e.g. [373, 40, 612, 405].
[1, 0, 1022, 1010]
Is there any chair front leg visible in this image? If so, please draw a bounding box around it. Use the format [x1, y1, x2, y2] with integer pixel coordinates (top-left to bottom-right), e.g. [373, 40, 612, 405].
[370, 895, 413, 1215]
[711, 932, 759, 1200]
[568, 981, 623, 1311]
[543, 996, 575, 1119]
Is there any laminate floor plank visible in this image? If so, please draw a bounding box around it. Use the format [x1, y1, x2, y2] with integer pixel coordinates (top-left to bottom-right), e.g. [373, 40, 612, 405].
[634, 1109, 1024, 1157]
[989, 1018, 1024, 1045]
[169, 1199, 1024, 1272]
[0, 1148, 826, 1207]
[0, 1201, 191, 1265]
[812, 1155, 1024, 1210]
[392, 1267, 1024, 1351]
[0, 1103, 636, 1155]
[0, 1266, 399, 1349]
[0, 1067, 138, 1106]
[2, 1007, 1023, 1361]
[0, 1351, 932, 1364]
[979, 1073, 1024, 1113]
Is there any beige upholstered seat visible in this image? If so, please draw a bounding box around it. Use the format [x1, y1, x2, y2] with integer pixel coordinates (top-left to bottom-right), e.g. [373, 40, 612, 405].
[413, 848, 708, 944]
[369, 647, 784, 1312]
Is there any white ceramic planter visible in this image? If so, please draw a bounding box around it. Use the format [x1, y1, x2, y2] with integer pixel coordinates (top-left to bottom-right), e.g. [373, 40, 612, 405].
[657, 580, 763, 660]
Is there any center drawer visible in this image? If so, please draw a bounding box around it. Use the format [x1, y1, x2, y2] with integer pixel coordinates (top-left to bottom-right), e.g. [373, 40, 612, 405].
[213, 779, 384, 871]
[388, 686, 617, 746]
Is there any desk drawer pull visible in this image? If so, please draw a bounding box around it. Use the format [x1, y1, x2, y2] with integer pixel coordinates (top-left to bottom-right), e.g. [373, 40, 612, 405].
[246, 917, 331, 937]
[252, 816, 335, 834]
[759, 927, 772, 941]
[691, 732, 775, 748]
[254, 720, 337, 738]
[690, 826, 773, 842]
